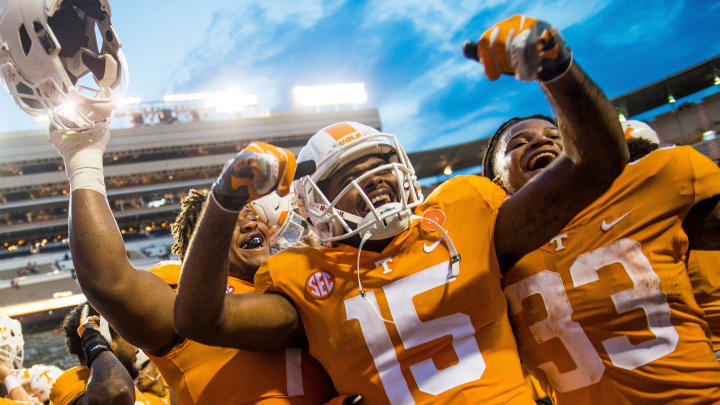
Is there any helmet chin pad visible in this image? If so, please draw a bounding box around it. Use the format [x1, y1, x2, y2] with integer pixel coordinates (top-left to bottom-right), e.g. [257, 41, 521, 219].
[357, 202, 412, 240]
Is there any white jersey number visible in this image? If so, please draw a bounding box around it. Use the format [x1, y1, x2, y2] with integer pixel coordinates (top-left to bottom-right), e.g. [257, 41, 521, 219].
[505, 238, 678, 392]
[345, 261, 486, 405]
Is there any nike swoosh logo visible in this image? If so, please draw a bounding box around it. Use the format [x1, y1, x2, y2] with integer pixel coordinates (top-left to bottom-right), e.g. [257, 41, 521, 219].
[424, 238, 442, 253]
[601, 211, 631, 231]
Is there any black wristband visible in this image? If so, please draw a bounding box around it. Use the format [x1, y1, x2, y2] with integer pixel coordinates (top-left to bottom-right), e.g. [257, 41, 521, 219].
[80, 332, 112, 367]
[210, 180, 249, 210]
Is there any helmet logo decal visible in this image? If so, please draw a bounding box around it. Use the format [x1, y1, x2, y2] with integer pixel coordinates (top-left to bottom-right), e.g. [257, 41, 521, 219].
[338, 131, 362, 145]
[226, 284, 235, 294]
[324, 122, 358, 140]
[421, 208, 446, 232]
[305, 271, 335, 299]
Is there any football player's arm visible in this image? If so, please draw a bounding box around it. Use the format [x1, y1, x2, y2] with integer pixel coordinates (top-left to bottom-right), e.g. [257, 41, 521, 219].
[465, 16, 628, 271]
[174, 195, 303, 351]
[70, 190, 180, 355]
[684, 195, 720, 250]
[77, 351, 135, 405]
[495, 63, 627, 270]
[50, 126, 178, 355]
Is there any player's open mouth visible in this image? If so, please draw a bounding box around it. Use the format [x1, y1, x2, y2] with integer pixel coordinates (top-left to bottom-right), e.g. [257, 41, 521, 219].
[240, 232, 265, 250]
[358, 187, 396, 217]
[524, 150, 558, 172]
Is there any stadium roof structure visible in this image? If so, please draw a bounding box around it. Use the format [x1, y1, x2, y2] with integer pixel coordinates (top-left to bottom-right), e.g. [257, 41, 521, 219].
[410, 138, 488, 179]
[610, 54, 720, 117]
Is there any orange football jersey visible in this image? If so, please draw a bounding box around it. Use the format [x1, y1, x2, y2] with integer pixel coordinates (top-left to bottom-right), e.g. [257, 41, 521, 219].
[687, 250, 720, 352]
[522, 365, 548, 401]
[256, 175, 535, 404]
[49, 366, 161, 405]
[503, 146, 720, 404]
[146, 262, 333, 405]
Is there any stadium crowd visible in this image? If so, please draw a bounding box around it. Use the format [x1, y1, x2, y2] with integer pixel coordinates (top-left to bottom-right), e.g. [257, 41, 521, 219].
[1, 6, 720, 405]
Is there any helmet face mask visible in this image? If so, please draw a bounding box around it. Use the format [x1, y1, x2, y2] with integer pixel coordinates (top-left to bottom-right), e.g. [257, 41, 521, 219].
[0, 315, 24, 370]
[0, 0, 127, 130]
[247, 188, 316, 254]
[296, 122, 423, 243]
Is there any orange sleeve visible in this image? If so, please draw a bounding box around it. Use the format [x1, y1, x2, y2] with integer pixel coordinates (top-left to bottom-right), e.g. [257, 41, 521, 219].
[254, 261, 280, 294]
[49, 367, 90, 405]
[457, 175, 507, 210]
[147, 261, 182, 288]
[687, 146, 720, 204]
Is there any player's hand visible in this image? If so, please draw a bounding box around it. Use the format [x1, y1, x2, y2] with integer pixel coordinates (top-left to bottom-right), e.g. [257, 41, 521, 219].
[77, 304, 112, 345]
[463, 15, 572, 82]
[49, 124, 110, 162]
[211, 142, 296, 211]
[0, 364, 14, 379]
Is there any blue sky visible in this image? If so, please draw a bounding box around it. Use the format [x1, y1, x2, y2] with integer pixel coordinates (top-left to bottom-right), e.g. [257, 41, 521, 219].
[0, 0, 718, 152]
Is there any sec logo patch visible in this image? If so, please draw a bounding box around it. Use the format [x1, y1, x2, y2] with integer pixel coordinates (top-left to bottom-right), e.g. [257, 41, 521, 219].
[306, 271, 335, 299]
[421, 208, 446, 232]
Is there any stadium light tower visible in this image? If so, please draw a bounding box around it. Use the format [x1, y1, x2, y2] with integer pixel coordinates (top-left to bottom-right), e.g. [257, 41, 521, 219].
[293, 83, 367, 107]
[204, 91, 259, 113]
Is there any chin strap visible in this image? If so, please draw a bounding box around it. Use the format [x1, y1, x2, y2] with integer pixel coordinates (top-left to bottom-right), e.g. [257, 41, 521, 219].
[354, 214, 462, 325]
[356, 230, 396, 325]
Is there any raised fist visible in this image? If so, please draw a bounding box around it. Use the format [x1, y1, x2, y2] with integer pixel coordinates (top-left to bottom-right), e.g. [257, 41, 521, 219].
[211, 142, 297, 211]
[77, 304, 112, 345]
[464, 15, 572, 82]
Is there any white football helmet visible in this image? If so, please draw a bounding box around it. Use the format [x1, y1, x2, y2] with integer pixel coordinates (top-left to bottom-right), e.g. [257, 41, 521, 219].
[622, 120, 660, 144]
[19, 364, 63, 401]
[247, 187, 315, 254]
[0, 315, 23, 370]
[296, 121, 423, 243]
[0, 0, 127, 130]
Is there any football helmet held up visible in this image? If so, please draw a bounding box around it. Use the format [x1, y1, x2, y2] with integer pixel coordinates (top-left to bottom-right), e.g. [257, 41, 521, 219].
[0, 0, 127, 130]
[296, 121, 423, 243]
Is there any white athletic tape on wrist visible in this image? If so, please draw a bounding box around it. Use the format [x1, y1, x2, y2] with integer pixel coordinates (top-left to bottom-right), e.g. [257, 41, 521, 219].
[4, 375, 20, 392]
[51, 126, 109, 196]
[66, 148, 107, 196]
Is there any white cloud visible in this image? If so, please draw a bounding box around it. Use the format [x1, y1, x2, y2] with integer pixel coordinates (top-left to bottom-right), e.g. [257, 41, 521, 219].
[593, 1, 684, 47]
[379, 58, 485, 148]
[169, 0, 616, 150]
[362, 0, 613, 150]
[169, 0, 347, 97]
